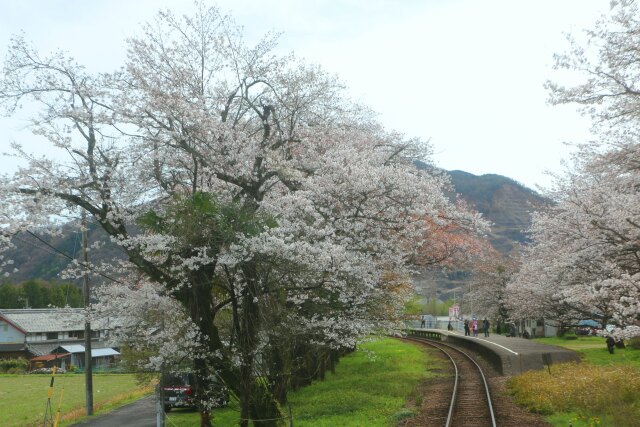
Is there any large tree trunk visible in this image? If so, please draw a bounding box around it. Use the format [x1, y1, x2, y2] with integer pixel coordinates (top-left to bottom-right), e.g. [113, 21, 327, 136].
[181, 269, 237, 427]
[187, 278, 216, 427]
[268, 342, 290, 405]
[237, 264, 285, 426]
[238, 270, 260, 427]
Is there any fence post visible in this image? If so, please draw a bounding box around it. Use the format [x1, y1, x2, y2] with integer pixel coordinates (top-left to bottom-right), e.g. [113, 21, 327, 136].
[288, 404, 293, 427]
[156, 384, 165, 427]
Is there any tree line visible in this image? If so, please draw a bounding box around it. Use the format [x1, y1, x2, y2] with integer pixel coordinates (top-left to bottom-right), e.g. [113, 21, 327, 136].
[0, 280, 83, 309]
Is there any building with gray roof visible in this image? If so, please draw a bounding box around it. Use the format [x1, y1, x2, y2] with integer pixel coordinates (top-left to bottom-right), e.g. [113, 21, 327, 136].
[0, 308, 115, 359]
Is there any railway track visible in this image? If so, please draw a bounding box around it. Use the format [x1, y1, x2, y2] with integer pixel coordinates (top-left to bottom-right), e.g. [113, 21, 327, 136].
[404, 336, 497, 427]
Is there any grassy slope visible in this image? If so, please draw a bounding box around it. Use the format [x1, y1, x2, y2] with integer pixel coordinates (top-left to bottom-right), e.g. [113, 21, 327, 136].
[0, 373, 151, 427]
[532, 336, 640, 368]
[508, 336, 640, 427]
[288, 337, 437, 426]
[167, 337, 441, 426]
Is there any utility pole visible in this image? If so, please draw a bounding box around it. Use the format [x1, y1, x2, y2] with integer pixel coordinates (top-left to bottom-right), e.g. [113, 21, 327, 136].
[156, 316, 165, 427]
[82, 211, 94, 415]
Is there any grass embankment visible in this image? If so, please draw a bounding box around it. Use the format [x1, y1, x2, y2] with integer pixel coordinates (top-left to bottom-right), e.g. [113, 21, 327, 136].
[507, 336, 640, 427]
[0, 373, 152, 427]
[167, 337, 441, 426]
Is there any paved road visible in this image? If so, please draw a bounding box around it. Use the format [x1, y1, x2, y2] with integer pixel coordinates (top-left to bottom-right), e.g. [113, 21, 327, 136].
[70, 395, 157, 427]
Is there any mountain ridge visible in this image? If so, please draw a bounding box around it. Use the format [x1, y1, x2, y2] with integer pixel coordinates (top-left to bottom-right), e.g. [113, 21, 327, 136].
[2, 169, 547, 285]
[447, 169, 547, 253]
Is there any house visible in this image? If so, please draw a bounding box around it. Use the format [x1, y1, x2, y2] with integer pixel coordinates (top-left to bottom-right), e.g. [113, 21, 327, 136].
[0, 308, 114, 360]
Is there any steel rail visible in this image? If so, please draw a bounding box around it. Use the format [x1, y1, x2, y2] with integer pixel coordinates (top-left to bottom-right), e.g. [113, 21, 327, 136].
[404, 336, 497, 427]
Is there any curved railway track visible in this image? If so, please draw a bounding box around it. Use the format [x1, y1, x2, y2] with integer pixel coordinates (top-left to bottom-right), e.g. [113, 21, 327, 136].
[405, 336, 497, 427]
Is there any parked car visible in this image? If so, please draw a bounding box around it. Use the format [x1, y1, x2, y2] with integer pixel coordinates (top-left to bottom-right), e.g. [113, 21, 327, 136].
[161, 372, 228, 412]
[576, 326, 596, 336]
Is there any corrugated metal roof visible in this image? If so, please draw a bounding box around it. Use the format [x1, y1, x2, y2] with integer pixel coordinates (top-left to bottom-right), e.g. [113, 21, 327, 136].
[55, 344, 119, 357]
[92, 348, 120, 357]
[0, 308, 110, 333]
[31, 353, 71, 362]
[30, 341, 112, 356]
[59, 344, 86, 353]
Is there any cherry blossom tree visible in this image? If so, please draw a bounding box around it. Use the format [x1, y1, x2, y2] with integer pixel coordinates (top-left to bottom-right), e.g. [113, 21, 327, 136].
[509, 0, 640, 339]
[463, 257, 517, 323]
[507, 143, 640, 337]
[546, 0, 640, 137]
[411, 203, 492, 269]
[0, 5, 484, 426]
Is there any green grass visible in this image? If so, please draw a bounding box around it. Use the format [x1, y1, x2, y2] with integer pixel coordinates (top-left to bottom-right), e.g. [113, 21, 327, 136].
[533, 336, 640, 367]
[288, 337, 437, 426]
[0, 373, 152, 427]
[164, 402, 239, 426]
[510, 336, 640, 426]
[545, 411, 607, 427]
[167, 337, 442, 426]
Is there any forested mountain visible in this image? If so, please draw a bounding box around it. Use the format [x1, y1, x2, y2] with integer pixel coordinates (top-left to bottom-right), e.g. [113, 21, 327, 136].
[414, 169, 548, 301]
[448, 170, 547, 254]
[2, 170, 546, 288]
[2, 222, 124, 284]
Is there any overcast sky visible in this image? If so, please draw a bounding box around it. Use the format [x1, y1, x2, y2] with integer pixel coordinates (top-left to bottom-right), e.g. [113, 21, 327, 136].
[0, 0, 611, 190]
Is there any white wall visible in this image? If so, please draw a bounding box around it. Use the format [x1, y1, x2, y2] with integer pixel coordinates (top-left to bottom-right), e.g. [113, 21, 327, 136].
[0, 320, 26, 343]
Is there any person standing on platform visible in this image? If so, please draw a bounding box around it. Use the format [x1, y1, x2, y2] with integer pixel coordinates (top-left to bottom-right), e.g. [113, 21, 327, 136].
[420, 315, 426, 328]
[464, 319, 470, 336]
[472, 318, 478, 337]
[483, 318, 490, 337]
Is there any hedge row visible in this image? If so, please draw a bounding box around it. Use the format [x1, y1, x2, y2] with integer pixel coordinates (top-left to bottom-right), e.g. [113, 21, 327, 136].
[0, 358, 28, 374]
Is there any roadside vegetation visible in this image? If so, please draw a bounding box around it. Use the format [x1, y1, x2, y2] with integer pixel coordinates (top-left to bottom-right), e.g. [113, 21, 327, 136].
[0, 373, 152, 427]
[0, 358, 28, 374]
[507, 336, 640, 427]
[166, 337, 441, 426]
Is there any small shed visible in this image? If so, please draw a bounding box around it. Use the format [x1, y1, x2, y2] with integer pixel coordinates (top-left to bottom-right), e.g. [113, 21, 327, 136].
[29, 353, 71, 370]
[51, 345, 120, 369]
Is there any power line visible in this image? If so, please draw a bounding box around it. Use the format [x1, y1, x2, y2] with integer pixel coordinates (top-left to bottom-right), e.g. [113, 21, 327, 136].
[22, 230, 124, 285]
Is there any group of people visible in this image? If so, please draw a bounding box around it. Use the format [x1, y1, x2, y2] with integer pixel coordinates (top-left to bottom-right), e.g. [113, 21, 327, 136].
[463, 318, 490, 337]
[419, 315, 525, 339]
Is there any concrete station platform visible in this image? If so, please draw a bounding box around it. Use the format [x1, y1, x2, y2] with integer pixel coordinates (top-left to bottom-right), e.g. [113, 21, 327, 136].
[407, 328, 582, 375]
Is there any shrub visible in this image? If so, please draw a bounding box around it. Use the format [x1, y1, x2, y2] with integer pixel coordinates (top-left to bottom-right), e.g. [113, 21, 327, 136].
[628, 337, 640, 350]
[0, 358, 28, 373]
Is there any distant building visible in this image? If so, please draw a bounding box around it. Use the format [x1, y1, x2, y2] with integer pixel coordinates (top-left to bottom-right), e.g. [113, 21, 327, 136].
[29, 353, 71, 370]
[0, 308, 115, 361]
[519, 318, 558, 338]
[49, 344, 120, 370]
